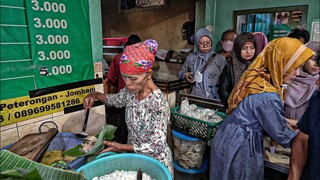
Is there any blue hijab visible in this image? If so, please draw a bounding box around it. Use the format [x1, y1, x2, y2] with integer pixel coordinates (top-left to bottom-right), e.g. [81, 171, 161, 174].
[193, 28, 215, 97]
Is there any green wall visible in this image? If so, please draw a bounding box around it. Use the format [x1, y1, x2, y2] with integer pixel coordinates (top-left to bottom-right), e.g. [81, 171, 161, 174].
[195, 0, 206, 32]
[90, 0, 103, 63]
[201, 0, 319, 49]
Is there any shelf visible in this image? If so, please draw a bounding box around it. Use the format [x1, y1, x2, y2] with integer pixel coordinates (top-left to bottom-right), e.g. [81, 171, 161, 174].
[102, 45, 124, 48]
[103, 53, 118, 56]
[102, 45, 124, 56]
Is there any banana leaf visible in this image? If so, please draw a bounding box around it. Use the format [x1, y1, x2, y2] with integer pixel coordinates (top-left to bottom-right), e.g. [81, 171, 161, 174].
[0, 168, 42, 180]
[61, 145, 86, 157]
[0, 150, 84, 180]
[63, 124, 117, 157]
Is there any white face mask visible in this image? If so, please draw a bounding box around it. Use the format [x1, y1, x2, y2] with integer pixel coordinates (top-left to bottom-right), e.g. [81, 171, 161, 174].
[222, 40, 234, 52]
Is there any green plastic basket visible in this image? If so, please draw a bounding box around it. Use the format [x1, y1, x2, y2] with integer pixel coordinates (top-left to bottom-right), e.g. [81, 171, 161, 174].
[76, 152, 172, 180]
[170, 106, 227, 141]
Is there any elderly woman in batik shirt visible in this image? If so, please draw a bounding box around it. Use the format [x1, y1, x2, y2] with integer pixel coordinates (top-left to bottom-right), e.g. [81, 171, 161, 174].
[84, 40, 174, 176]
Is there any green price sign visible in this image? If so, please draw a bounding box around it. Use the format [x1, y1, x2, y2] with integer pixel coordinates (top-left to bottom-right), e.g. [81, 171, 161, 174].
[25, 0, 93, 88]
[0, 0, 95, 100]
[0, 0, 101, 125]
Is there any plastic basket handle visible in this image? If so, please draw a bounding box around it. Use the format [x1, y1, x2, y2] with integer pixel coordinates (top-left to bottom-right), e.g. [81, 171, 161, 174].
[95, 152, 117, 160]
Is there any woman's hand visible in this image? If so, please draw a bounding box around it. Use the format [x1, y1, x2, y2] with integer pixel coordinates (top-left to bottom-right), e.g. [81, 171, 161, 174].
[83, 92, 97, 111]
[184, 72, 195, 83]
[286, 118, 298, 131]
[83, 91, 106, 111]
[100, 141, 134, 153]
[100, 141, 122, 153]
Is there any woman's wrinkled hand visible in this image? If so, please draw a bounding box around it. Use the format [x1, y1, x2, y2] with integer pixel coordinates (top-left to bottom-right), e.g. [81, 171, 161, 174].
[99, 141, 122, 153]
[184, 72, 195, 83]
[83, 92, 96, 111]
[83, 91, 107, 111]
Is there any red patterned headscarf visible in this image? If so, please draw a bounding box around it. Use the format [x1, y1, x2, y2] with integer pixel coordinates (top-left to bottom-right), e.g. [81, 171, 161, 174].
[120, 39, 158, 74]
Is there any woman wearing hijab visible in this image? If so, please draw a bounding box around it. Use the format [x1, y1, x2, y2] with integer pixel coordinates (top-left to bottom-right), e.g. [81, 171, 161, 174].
[210, 37, 314, 180]
[253, 32, 268, 55]
[218, 32, 257, 109]
[84, 40, 174, 176]
[178, 27, 226, 99]
[285, 41, 320, 121]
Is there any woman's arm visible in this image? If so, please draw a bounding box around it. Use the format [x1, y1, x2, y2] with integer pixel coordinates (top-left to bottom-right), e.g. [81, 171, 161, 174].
[178, 55, 194, 80]
[253, 93, 298, 147]
[288, 131, 308, 180]
[288, 95, 313, 180]
[84, 88, 128, 111]
[218, 65, 232, 108]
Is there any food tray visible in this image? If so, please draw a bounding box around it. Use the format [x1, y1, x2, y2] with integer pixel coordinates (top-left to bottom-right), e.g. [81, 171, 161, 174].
[170, 106, 227, 141]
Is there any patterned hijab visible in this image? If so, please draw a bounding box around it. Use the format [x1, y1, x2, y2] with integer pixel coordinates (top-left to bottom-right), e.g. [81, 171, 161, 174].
[228, 37, 314, 113]
[120, 39, 158, 74]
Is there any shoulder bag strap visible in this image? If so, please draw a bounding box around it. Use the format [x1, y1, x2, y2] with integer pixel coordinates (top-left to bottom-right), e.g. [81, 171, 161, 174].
[199, 53, 217, 73]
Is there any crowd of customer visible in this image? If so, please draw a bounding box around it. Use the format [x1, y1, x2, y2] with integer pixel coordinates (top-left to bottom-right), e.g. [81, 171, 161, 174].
[177, 27, 319, 180]
[92, 26, 318, 179]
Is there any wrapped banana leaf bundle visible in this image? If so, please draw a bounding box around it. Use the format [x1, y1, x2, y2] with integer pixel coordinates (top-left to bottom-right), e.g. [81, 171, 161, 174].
[63, 124, 117, 158]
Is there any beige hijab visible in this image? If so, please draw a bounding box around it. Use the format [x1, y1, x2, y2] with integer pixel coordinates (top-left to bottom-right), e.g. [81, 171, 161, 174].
[228, 37, 314, 113]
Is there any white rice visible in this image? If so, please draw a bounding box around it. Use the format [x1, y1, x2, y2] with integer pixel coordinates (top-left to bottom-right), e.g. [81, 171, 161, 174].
[92, 170, 154, 180]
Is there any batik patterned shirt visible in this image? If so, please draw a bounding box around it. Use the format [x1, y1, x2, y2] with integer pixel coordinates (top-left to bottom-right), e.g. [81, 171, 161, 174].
[105, 88, 174, 176]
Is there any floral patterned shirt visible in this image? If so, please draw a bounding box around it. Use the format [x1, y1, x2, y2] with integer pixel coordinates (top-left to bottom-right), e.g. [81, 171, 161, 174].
[105, 88, 174, 176]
